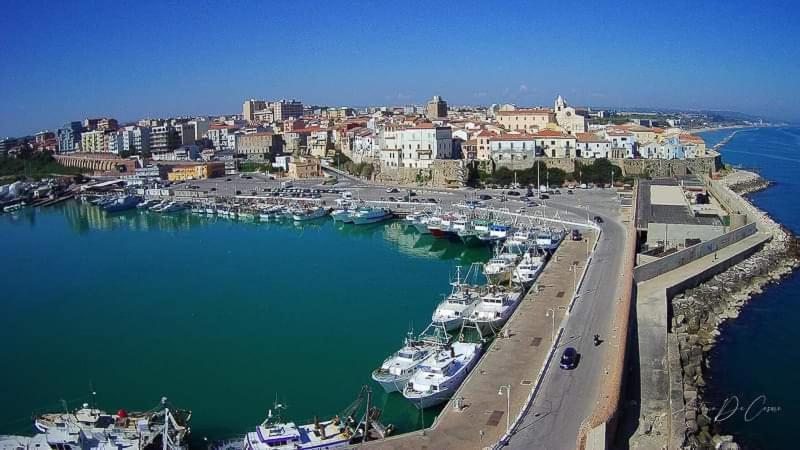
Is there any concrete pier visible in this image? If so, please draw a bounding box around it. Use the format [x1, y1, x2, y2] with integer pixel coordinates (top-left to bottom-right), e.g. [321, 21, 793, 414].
[361, 233, 596, 449]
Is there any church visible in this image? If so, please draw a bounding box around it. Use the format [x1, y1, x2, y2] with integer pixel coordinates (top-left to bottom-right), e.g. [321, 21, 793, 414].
[554, 95, 588, 135]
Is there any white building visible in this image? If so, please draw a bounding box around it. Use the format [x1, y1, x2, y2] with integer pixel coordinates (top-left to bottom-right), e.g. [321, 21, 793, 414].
[379, 125, 452, 169]
[575, 132, 612, 158]
[604, 128, 636, 158]
[488, 134, 537, 162]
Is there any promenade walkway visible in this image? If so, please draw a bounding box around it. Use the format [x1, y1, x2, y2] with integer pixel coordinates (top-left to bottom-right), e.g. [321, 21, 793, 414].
[629, 231, 770, 450]
[362, 234, 595, 449]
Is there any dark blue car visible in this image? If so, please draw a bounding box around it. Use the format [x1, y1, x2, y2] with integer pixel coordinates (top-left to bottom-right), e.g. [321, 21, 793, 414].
[560, 347, 578, 369]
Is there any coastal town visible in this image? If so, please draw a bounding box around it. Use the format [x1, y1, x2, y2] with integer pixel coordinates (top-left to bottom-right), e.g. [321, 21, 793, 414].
[0, 86, 794, 450]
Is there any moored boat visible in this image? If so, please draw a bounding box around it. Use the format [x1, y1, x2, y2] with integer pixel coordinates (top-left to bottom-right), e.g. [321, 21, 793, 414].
[401, 342, 483, 409]
[351, 207, 392, 225]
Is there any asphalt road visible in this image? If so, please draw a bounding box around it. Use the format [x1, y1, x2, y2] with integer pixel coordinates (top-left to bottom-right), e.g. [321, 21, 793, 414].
[507, 193, 628, 449]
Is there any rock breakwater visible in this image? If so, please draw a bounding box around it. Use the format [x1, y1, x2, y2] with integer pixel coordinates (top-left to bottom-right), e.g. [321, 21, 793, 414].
[671, 172, 798, 449]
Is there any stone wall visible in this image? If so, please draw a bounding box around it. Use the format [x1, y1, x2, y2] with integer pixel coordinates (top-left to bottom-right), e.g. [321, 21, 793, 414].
[375, 159, 465, 188]
[491, 154, 722, 178]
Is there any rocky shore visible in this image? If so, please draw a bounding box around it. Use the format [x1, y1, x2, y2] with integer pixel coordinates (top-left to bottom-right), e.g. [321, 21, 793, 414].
[721, 169, 772, 195]
[671, 172, 799, 449]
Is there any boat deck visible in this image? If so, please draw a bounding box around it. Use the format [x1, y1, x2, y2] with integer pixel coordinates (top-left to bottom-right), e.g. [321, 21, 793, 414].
[357, 232, 596, 449]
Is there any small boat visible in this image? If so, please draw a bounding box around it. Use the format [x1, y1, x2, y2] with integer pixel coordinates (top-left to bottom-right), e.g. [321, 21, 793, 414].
[483, 252, 518, 285]
[402, 342, 483, 409]
[351, 207, 392, 225]
[149, 200, 169, 212]
[428, 214, 457, 239]
[432, 265, 483, 331]
[465, 286, 523, 333]
[292, 206, 329, 221]
[102, 195, 141, 213]
[161, 202, 188, 213]
[2, 203, 24, 213]
[137, 199, 160, 210]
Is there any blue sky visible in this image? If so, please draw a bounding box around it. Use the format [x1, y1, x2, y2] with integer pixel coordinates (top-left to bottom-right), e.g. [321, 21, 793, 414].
[1, 0, 799, 136]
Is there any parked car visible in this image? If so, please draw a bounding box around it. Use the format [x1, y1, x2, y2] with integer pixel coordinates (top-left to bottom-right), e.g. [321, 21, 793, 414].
[540, 194, 550, 200]
[571, 229, 582, 241]
[567, 189, 574, 194]
[427, 198, 438, 203]
[479, 194, 492, 200]
[560, 347, 579, 369]
[386, 187, 399, 193]
[593, 216, 604, 224]
[507, 190, 521, 196]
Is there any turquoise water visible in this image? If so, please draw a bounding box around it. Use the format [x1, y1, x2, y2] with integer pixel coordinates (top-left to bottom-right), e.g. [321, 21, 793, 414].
[698, 127, 800, 449]
[0, 202, 490, 441]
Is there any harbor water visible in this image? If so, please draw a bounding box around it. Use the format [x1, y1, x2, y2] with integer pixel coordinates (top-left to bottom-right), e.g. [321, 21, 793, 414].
[698, 127, 800, 449]
[0, 202, 490, 441]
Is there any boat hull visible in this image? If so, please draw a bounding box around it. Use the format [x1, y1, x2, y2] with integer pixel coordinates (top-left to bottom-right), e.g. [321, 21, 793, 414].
[413, 222, 431, 234]
[371, 372, 412, 394]
[459, 233, 484, 247]
[352, 214, 391, 225]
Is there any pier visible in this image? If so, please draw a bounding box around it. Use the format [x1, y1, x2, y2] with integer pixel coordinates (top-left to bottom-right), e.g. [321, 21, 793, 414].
[360, 232, 597, 449]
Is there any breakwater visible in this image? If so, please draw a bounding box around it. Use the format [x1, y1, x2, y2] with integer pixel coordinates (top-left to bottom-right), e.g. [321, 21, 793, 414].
[671, 171, 799, 448]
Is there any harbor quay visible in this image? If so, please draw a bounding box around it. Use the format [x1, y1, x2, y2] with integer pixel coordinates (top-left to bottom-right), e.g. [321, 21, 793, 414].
[360, 232, 599, 449]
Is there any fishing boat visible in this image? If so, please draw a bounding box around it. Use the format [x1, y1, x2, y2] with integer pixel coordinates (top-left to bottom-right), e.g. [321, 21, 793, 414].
[351, 207, 392, 225]
[511, 249, 546, 286]
[243, 387, 392, 450]
[478, 223, 511, 245]
[457, 219, 490, 247]
[292, 206, 329, 221]
[102, 195, 141, 213]
[402, 342, 483, 409]
[428, 214, 457, 239]
[148, 200, 169, 212]
[536, 229, 564, 253]
[411, 214, 433, 234]
[372, 336, 436, 393]
[431, 265, 483, 331]
[465, 286, 523, 334]
[34, 397, 191, 450]
[238, 210, 256, 221]
[483, 251, 518, 285]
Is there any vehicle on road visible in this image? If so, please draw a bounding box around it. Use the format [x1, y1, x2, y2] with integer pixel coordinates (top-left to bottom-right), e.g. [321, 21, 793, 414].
[479, 194, 492, 200]
[386, 187, 399, 193]
[560, 347, 579, 370]
[507, 191, 521, 196]
[567, 189, 574, 194]
[427, 198, 438, 203]
[593, 216, 603, 224]
[540, 194, 549, 200]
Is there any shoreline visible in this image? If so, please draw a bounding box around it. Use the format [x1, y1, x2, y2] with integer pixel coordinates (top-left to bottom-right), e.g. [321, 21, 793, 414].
[671, 170, 799, 448]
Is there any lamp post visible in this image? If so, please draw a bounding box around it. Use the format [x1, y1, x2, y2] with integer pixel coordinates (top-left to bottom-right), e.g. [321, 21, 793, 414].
[498, 384, 511, 435]
[570, 262, 578, 296]
[546, 308, 555, 343]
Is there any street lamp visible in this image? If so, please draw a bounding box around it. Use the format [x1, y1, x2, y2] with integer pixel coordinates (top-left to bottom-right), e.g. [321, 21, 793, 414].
[546, 308, 555, 343]
[498, 384, 511, 434]
[570, 262, 578, 296]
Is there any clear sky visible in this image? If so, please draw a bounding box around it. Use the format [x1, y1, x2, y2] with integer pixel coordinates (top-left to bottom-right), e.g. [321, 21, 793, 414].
[1, 0, 798, 136]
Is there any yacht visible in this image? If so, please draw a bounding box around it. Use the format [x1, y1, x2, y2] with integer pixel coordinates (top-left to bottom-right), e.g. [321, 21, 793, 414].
[351, 207, 392, 225]
[402, 342, 483, 409]
[137, 199, 160, 210]
[102, 195, 141, 213]
[466, 287, 523, 333]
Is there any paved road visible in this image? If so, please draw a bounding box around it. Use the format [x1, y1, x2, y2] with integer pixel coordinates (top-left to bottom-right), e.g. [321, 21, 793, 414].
[507, 195, 628, 449]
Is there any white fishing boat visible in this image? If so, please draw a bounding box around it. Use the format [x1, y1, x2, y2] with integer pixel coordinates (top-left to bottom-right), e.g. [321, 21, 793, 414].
[431, 265, 483, 331]
[511, 249, 546, 286]
[466, 287, 523, 333]
[483, 253, 518, 284]
[34, 398, 191, 450]
[351, 207, 392, 225]
[536, 229, 564, 252]
[137, 199, 160, 210]
[292, 206, 329, 221]
[411, 214, 433, 234]
[372, 337, 436, 393]
[402, 342, 483, 409]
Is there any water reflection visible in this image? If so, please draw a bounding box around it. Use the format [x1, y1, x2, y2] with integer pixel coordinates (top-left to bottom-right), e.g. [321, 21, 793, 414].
[46, 201, 491, 264]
